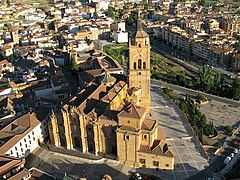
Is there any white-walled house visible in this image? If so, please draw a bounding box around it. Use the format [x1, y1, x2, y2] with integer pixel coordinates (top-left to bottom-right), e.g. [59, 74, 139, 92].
[0, 112, 49, 158]
[113, 31, 128, 43]
[98, 1, 109, 11]
[0, 87, 12, 96]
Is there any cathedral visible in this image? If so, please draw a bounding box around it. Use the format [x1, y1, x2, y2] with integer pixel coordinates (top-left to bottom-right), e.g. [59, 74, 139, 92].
[49, 13, 174, 170]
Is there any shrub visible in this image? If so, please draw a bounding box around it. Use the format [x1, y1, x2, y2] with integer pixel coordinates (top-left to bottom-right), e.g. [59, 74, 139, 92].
[217, 141, 222, 148]
[162, 87, 173, 95]
[198, 94, 208, 102]
[225, 125, 233, 133]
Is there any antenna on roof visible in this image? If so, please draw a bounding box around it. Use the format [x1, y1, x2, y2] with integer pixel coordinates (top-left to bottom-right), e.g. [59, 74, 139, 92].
[29, 107, 33, 114]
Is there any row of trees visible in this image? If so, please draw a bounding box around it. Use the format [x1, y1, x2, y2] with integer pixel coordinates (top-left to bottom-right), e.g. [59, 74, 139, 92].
[172, 93, 215, 144]
[154, 65, 240, 101]
[195, 66, 223, 94]
[195, 66, 240, 101]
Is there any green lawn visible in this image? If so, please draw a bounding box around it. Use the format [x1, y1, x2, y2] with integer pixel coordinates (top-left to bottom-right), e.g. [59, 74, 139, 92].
[150, 51, 194, 83]
[103, 44, 128, 66]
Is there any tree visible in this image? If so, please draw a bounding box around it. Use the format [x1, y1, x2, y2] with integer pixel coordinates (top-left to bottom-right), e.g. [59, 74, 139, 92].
[6, 0, 10, 7]
[0, 54, 4, 61]
[4, 23, 13, 31]
[232, 78, 240, 101]
[179, 102, 188, 114]
[217, 141, 222, 148]
[209, 121, 214, 135]
[199, 0, 206, 6]
[176, 73, 186, 86]
[212, 73, 221, 94]
[200, 114, 207, 125]
[106, 7, 115, 19]
[225, 125, 233, 135]
[70, 54, 78, 71]
[85, 37, 92, 45]
[196, 66, 214, 92]
[199, 127, 203, 143]
[235, 40, 240, 52]
[198, 94, 208, 102]
[162, 87, 173, 95]
[125, 11, 137, 26]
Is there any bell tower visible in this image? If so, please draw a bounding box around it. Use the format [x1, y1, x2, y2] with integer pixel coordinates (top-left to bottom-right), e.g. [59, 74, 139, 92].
[128, 11, 151, 113]
[11, 30, 19, 45]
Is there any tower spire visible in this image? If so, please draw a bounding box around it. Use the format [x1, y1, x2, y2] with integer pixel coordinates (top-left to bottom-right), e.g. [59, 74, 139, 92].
[136, 10, 143, 31]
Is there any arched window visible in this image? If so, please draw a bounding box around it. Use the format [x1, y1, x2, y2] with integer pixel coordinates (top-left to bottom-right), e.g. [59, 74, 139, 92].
[143, 62, 146, 69]
[138, 59, 142, 69]
[134, 62, 136, 69]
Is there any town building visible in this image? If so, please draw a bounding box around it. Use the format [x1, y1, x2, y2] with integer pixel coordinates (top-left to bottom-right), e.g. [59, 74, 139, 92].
[0, 112, 49, 158]
[113, 31, 128, 43]
[110, 20, 126, 32]
[0, 155, 55, 180]
[204, 19, 220, 32]
[0, 45, 13, 59]
[220, 18, 240, 34]
[0, 155, 29, 179]
[232, 54, 240, 71]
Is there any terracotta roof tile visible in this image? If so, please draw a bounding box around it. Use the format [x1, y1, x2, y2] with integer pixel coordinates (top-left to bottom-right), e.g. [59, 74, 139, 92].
[157, 128, 166, 140]
[210, 46, 234, 53]
[234, 54, 240, 59]
[118, 103, 146, 120]
[141, 118, 156, 131]
[118, 125, 137, 132]
[138, 140, 174, 157]
[0, 113, 40, 154]
[8, 168, 30, 180]
[139, 145, 151, 153]
[0, 155, 25, 175]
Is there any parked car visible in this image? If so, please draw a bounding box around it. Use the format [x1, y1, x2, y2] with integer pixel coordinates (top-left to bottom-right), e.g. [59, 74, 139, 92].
[133, 172, 142, 180]
[233, 148, 238, 154]
[229, 153, 235, 158]
[224, 156, 231, 164]
[206, 178, 214, 180]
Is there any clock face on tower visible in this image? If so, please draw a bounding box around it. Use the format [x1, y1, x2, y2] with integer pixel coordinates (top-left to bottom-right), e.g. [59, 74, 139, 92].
[137, 49, 142, 54]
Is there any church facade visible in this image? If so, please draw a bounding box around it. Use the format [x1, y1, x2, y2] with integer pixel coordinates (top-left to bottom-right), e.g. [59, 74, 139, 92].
[49, 14, 174, 170]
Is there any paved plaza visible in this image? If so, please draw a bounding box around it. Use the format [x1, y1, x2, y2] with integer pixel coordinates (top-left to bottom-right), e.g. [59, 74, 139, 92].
[150, 85, 209, 180]
[199, 101, 239, 129]
[26, 147, 130, 180]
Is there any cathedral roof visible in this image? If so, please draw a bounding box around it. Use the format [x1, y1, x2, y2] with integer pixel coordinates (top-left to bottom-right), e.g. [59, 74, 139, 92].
[138, 140, 174, 157]
[67, 73, 127, 118]
[99, 110, 119, 123]
[118, 103, 146, 120]
[118, 125, 138, 132]
[141, 118, 156, 131]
